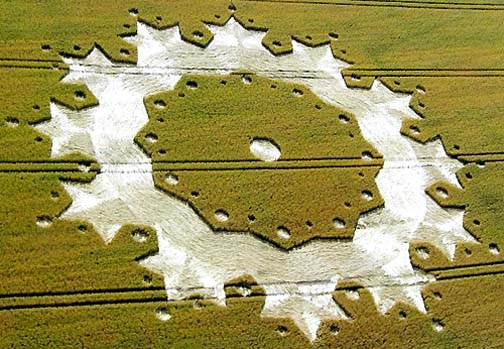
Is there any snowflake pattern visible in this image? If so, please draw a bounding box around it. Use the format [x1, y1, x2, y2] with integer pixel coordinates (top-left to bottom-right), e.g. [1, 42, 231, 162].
[36, 19, 474, 340]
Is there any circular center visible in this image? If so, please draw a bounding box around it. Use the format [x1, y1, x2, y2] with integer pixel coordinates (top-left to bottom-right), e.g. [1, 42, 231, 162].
[249, 138, 281, 162]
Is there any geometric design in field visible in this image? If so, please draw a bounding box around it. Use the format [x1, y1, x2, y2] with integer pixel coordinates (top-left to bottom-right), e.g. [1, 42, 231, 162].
[36, 20, 475, 340]
[136, 74, 384, 249]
